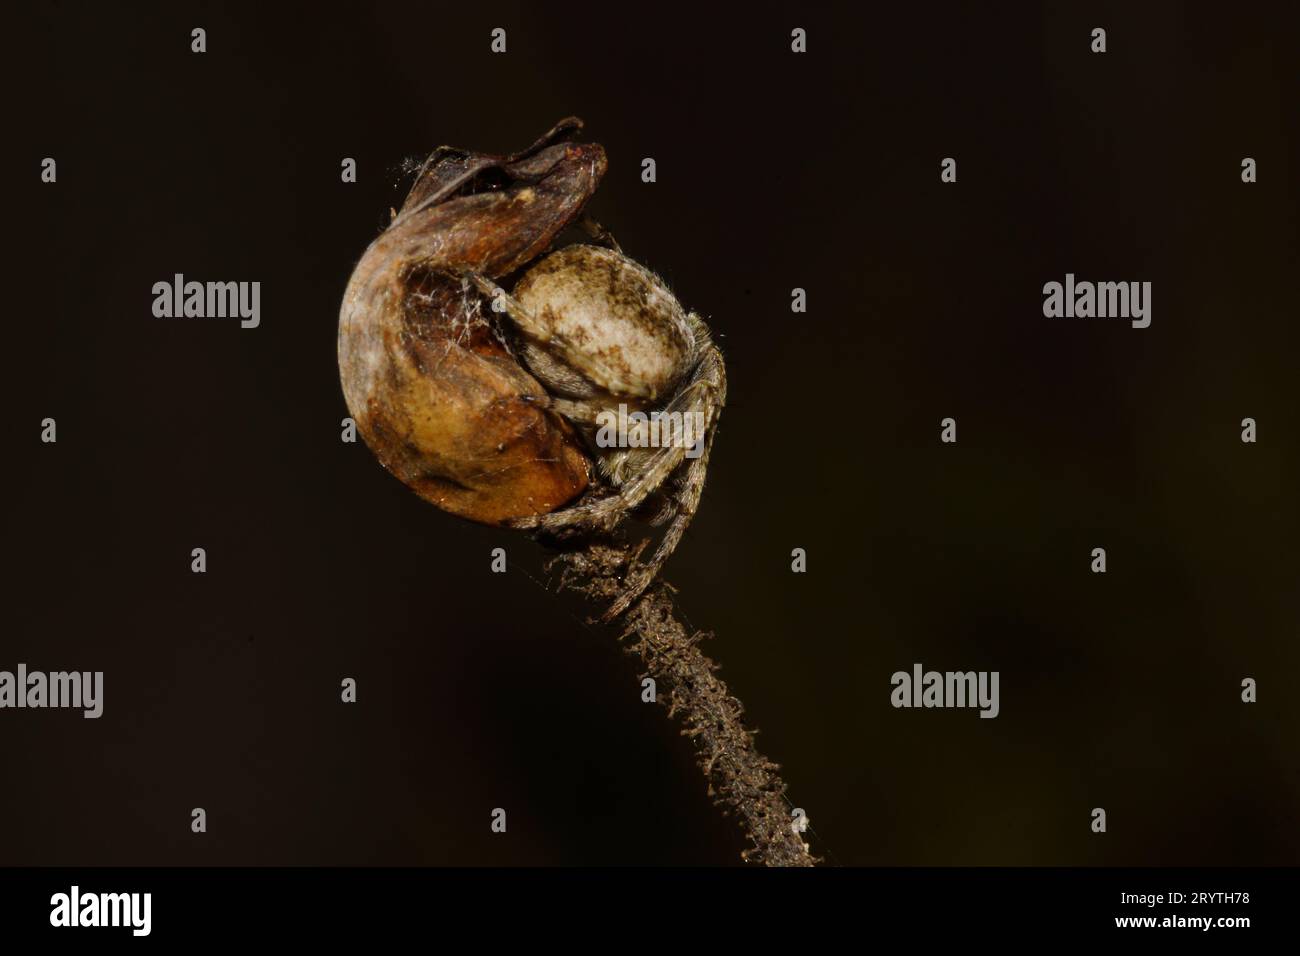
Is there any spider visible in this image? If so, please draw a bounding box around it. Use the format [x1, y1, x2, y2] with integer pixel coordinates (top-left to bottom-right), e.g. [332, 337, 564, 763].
[469, 241, 727, 620]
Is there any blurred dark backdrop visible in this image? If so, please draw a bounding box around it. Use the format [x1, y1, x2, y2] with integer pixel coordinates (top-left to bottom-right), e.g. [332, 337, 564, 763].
[6, 1, 1298, 865]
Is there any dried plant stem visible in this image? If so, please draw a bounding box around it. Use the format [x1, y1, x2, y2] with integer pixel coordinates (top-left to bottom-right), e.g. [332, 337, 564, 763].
[547, 539, 816, 867]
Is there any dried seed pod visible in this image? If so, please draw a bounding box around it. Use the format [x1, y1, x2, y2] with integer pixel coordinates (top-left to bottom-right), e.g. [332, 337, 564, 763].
[338, 119, 603, 524]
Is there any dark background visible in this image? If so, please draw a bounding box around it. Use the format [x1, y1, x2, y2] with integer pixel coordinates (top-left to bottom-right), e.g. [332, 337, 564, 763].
[7, 2, 1298, 865]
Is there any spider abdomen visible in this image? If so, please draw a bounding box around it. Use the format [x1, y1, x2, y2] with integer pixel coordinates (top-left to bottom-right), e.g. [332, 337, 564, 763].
[513, 245, 694, 401]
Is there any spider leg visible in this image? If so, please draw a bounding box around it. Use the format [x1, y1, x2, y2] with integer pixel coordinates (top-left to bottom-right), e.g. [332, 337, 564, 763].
[579, 217, 622, 253]
[599, 341, 725, 616]
[511, 453, 673, 534]
[520, 341, 726, 621]
[516, 338, 724, 531]
[547, 396, 607, 426]
[600, 427, 717, 621]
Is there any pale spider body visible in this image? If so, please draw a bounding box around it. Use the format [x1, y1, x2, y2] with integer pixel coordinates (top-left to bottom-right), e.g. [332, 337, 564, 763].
[473, 243, 726, 618]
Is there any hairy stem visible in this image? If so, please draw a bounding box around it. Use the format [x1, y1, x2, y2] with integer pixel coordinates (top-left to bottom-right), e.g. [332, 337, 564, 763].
[547, 539, 816, 867]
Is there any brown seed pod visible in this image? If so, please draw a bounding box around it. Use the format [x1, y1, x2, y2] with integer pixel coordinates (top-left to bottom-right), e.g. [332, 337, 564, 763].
[338, 119, 602, 524]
